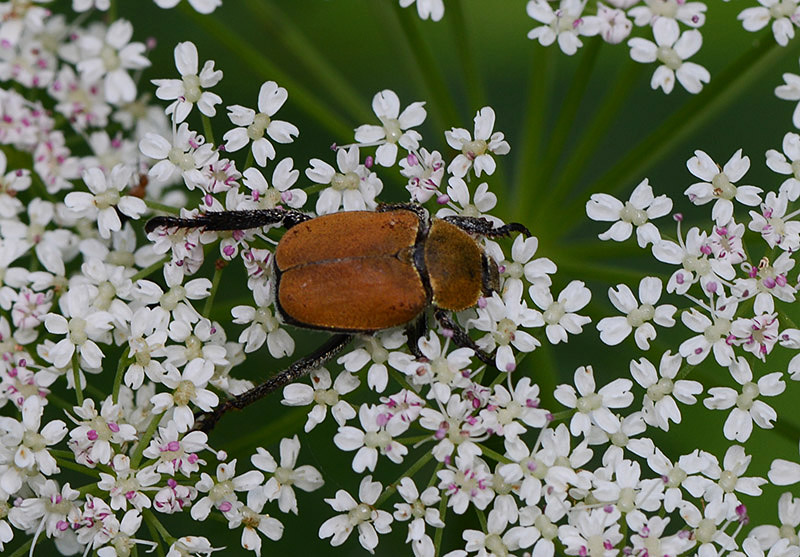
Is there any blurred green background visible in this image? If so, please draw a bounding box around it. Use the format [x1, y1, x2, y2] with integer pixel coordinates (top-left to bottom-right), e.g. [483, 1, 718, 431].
[33, 0, 800, 555]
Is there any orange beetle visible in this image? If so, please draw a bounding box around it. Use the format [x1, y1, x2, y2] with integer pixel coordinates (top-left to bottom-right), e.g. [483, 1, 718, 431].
[146, 203, 530, 430]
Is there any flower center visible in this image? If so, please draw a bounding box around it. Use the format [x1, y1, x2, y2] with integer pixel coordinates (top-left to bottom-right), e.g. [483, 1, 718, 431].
[619, 201, 648, 226]
[736, 381, 759, 410]
[656, 46, 682, 70]
[182, 74, 202, 103]
[461, 139, 487, 160]
[247, 113, 271, 140]
[68, 316, 88, 344]
[627, 304, 654, 327]
[173, 379, 197, 406]
[101, 45, 120, 71]
[646, 377, 674, 402]
[348, 503, 373, 525]
[331, 172, 360, 191]
[543, 302, 565, 325]
[711, 172, 737, 199]
[383, 118, 403, 143]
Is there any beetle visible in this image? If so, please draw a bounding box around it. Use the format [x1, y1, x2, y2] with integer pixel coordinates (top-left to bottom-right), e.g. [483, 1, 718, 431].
[145, 203, 530, 431]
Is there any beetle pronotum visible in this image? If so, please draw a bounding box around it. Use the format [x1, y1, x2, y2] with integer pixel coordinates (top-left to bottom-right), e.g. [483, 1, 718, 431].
[146, 203, 530, 431]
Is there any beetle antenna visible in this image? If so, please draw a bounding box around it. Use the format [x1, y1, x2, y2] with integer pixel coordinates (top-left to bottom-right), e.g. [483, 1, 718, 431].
[443, 216, 531, 238]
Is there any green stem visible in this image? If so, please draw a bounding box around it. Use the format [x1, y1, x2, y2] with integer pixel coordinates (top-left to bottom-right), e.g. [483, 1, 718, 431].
[525, 38, 602, 215]
[560, 33, 795, 233]
[202, 261, 225, 318]
[242, 0, 372, 124]
[179, 3, 353, 143]
[475, 507, 488, 532]
[112, 345, 131, 405]
[131, 255, 170, 282]
[513, 46, 554, 200]
[390, 2, 461, 131]
[201, 114, 215, 146]
[130, 411, 165, 469]
[8, 539, 32, 557]
[536, 60, 643, 224]
[144, 199, 181, 214]
[54, 455, 101, 478]
[477, 443, 511, 465]
[376, 449, 435, 506]
[72, 351, 84, 407]
[433, 493, 448, 557]
[144, 509, 177, 546]
[448, 1, 486, 112]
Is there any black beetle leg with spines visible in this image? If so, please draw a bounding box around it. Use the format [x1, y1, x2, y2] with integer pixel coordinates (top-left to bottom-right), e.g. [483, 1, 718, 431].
[192, 333, 355, 433]
[444, 216, 532, 239]
[145, 208, 312, 234]
[404, 316, 429, 361]
[433, 308, 494, 366]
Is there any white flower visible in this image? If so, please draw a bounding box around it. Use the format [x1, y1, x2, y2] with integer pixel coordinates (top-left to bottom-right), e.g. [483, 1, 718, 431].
[0, 396, 67, 493]
[398, 0, 444, 21]
[731, 312, 780, 360]
[630, 351, 703, 431]
[748, 191, 800, 251]
[65, 165, 147, 238]
[251, 436, 324, 515]
[354, 89, 426, 167]
[141, 421, 208, 476]
[739, 0, 800, 46]
[307, 145, 383, 214]
[678, 297, 738, 366]
[445, 106, 509, 177]
[318, 476, 393, 553]
[281, 368, 359, 432]
[97, 454, 159, 511]
[554, 365, 633, 436]
[76, 19, 150, 104]
[139, 122, 218, 189]
[231, 287, 295, 358]
[43, 284, 114, 369]
[152, 41, 222, 123]
[463, 508, 539, 556]
[529, 280, 591, 345]
[241, 158, 307, 210]
[437, 456, 495, 514]
[628, 18, 709, 94]
[558, 507, 623, 556]
[401, 148, 445, 203]
[472, 279, 543, 371]
[586, 178, 672, 247]
[628, 0, 707, 27]
[154, 0, 221, 14]
[703, 357, 784, 442]
[526, 0, 601, 55]
[703, 445, 767, 502]
[595, 3, 632, 43]
[68, 397, 137, 467]
[685, 149, 763, 225]
[150, 359, 219, 432]
[393, 477, 444, 557]
[191, 459, 263, 521]
[223, 81, 299, 167]
[339, 330, 406, 393]
[653, 226, 734, 295]
[334, 403, 409, 472]
[597, 277, 676, 349]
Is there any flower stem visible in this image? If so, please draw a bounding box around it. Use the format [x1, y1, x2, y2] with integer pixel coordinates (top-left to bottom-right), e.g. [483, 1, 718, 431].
[144, 199, 180, 214]
[477, 443, 511, 464]
[526, 38, 603, 209]
[202, 260, 225, 318]
[112, 345, 131, 405]
[376, 449, 435, 507]
[201, 114, 215, 146]
[72, 350, 84, 407]
[433, 493, 449, 557]
[130, 411, 165, 469]
[535, 59, 643, 224]
[390, 2, 461, 131]
[131, 255, 171, 282]
[242, 0, 373, 124]
[561, 33, 797, 232]
[144, 509, 177, 546]
[178, 3, 353, 142]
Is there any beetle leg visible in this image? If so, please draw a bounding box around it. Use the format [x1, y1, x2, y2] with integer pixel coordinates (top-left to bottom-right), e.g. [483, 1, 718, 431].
[405, 316, 428, 360]
[433, 309, 495, 367]
[193, 333, 355, 433]
[443, 216, 531, 239]
[145, 209, 311, 234]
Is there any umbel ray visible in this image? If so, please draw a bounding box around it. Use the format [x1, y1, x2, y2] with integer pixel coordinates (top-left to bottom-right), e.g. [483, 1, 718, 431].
[145, 203, 530, 432]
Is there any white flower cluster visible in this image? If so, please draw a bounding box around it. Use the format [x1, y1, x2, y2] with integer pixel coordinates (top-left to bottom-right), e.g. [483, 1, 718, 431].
[399, 0, 800, 96]
[0, 2, 799, 557]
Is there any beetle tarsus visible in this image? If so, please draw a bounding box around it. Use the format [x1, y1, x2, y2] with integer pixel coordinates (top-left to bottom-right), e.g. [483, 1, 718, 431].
[192, 333, 354, 433]
[433, 309, 495, 367]
[146, 209, 312, 234]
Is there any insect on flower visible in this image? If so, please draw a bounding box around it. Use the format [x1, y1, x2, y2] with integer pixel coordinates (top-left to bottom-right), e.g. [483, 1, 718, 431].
[146, 203, 530, 431]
